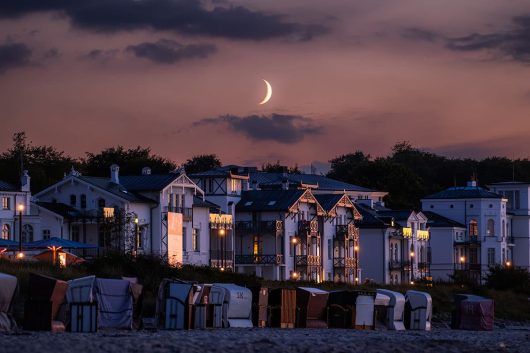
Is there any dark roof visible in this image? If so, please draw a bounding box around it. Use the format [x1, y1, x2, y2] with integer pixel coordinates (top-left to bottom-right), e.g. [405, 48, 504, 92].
[119, 174, 179, 191]
[236, 190, 305, 212]
[489, 181, 530, 186]
[193, 196, 221, 212]
[250, 171, 375, 192]
[423, 186, 502, 200]
[79, 176, 156, 203]
[356, 204, 388, 228]
[376, 210, 413, 221]
[190, 165, 252, 178]
[314, 194, 344, 211]
[422, 211, 466, 228]
[37, 202, 81, 219]
[0, 180, 18, 192]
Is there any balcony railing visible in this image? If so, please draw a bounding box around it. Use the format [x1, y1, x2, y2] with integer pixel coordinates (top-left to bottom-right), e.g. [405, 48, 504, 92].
[388, 260, 403, 270]
[335, 224, 359, 239]
[417, 230, 429, 240]
[235, 254, 283, 265]
[298, 220, 318, 235]
[418, 262, 430, 271]
[334, 257, 357, 268]
[235, 220, 283, 234]
[165, 206, 193, 218]
[295, 254, 320, 266]
[456, 263, 481, 271]
[454, 236, 481, 245]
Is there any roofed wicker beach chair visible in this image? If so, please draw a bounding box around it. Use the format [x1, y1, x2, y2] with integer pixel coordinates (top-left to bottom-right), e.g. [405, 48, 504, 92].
[0, 272, 18, 333]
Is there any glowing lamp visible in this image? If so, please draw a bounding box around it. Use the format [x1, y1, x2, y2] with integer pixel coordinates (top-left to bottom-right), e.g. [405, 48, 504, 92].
[460, 256, 465, 263]
[506, 261, 511, 267]
[16, 252, 24, 259]
[292, 272, 299, 279]
[354, 245, 359, 252]
[291, 237, 298, 244]
[134, 217, 139, 224]
[220, 267, 225, 272]
[219, 229, 226, 236]
[18, 204, 24, 212]
[410, 251, 415, 257]
[410, 281, 414, 285]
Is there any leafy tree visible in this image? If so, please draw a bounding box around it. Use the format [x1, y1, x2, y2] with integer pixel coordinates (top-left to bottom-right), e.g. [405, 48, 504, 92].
[0, 132, 76, 192]
[182, 154, 221, 174]
[81, 146, 176, 177]
[261, 160, 301, 174]
[486, 265, 530, 294]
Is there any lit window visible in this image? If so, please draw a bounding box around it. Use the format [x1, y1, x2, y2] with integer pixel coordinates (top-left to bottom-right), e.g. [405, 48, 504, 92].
[1, 224, 10, 240]
[2, 197, 10, 210]
[192, 228, 199, 252]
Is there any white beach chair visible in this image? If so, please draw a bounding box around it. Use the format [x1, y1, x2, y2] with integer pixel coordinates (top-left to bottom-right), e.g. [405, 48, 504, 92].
[213, 284, 253, 328]
[66, 275, 97, 332]
[0, 272, 18, 333]
[405, 290, 432, 331]
[376, 289, 406, 330]
[95, 278, 133, 329]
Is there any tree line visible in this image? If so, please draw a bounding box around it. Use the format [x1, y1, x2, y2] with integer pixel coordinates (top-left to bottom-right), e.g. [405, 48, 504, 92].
[1, 133, 529, 209]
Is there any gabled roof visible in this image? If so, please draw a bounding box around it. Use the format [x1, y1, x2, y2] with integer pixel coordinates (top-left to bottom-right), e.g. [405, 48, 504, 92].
[315, 194, 344, 211]
[119, 174, 180, 191]
[0, 180, 18, 192]
[79, 176, 156, 203]
[423, 186, 502, 200]
[236, 189, 306, 212]
[422, 211, 466, 228]
[37, 202, 81, 219]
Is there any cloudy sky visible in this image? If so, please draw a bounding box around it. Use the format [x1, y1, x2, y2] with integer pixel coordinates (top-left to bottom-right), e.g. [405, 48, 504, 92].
[1, 0, 530, 170]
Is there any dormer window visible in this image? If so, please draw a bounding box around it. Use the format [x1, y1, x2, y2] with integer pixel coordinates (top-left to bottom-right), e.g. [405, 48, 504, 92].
[70, 194, 76, 207]
[80, 194, 87, 209]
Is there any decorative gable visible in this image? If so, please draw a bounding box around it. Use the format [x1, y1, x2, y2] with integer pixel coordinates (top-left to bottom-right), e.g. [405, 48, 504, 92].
[288, 189, 325, 216]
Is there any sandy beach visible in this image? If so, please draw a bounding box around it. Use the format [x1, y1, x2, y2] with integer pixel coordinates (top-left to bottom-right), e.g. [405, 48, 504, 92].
[1, 326, 529, 353]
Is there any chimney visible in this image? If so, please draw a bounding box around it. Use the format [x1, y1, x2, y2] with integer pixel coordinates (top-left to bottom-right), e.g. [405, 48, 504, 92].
[21, 170, 30, 192]
[142, 167, 152, 175]
[110, 164, 120, 184]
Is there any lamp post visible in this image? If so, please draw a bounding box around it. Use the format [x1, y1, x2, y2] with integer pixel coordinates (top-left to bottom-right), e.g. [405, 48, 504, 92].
[292, 237, 298, 280]
[17, 204, 24, 259]
[354, 243, 359, 284]
[219, 228, 225, 270]
[134, 217, 139, 256]
[410, 246, 415, 285]
[460, 256, 465, 270]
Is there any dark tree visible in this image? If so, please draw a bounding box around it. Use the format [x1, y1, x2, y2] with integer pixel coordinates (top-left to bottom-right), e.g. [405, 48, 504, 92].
[261, 160, 301, 174]
[81, 146, 176, 177]
[183, 154, 222, 174]
[0, 132, 76, 192]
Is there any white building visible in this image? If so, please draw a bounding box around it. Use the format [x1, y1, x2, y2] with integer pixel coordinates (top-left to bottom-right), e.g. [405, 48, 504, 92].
[34, 165, 217, 265]
[421, 180, 511, 283]
[488, 182, 528, 272]
[357, 202, 431, 285]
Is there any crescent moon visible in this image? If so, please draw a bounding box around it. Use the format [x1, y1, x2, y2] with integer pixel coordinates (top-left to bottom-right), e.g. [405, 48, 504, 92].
[259, 79, 272, 105]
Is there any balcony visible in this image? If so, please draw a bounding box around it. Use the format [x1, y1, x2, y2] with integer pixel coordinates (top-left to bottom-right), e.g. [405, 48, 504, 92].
[235, 254, 283, 265]
[333, 257, 357, 268]
[235, 220, 283, 234]
[298, 220, 318, 235]
[454, 236, 481, 246]
[210, 250, 234, 269]
[388, 260, 403, 270]
[335, 224, 359, 240]
[418, 262, 430, 271]
[417, 230, 429, 240]
[295, 254, 321, 266]
[165, 206, 193, 220]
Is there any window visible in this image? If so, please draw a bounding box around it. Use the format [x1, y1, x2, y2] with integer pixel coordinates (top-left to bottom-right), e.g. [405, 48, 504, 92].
[487, 248, 495, 266]
[289, 236, 294, 256]
[98, 198, 106, 208]
[70, 194, 76, 207]
[182, 227, 187, 251]
[231, 179, 238, 194]
[469, 219, 478, 237]
[487, 219, 495, 236]
[80, 194, 87, 209]
[72, 225, 80, 242]
[327, 239, 332, 260]
[2, 197, 10, 210]
[22, 224, 33, 242]
[192, 228, 200, 252]
[469, 204, 474, 208]
[450, 204, 454, 208]
[515, 191, 520, 210]
[42, 229, 51, 240]
[1, 224, 10, 240]
[502, 248, 506, 264]
[502, 219, 505, 238]
[253, 236, 261, 255]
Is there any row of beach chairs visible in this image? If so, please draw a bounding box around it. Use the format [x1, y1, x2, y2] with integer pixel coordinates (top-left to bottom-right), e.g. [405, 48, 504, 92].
[0, 272, 494, 333]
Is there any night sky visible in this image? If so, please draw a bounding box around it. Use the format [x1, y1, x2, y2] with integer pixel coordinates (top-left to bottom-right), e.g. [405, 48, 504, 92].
[1, 1, 530, 171]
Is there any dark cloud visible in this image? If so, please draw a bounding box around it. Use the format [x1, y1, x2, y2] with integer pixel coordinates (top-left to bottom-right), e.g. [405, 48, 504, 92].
[401, 28, 439, 42]
[446, 16, 530, 63]
[126, 39, 216, 64]
[0, 0, 327, 41]
[0, 42, 32, 73]
[193, 114, 323, 144]
[83, 48, 119, 62]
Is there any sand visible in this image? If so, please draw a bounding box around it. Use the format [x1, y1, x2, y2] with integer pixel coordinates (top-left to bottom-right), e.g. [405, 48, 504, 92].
[1, 326, 529, 353]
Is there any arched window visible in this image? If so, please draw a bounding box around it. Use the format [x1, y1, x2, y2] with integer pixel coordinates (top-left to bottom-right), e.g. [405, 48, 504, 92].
[1, 224, 10, 240]
[70, 194, 76, 207]
[80, 194, 87, 209]
[98, 198, 106, 208]
[487, 219, 495, 236]
[469, 219, 478, 238]
[22, 224, 33, 242]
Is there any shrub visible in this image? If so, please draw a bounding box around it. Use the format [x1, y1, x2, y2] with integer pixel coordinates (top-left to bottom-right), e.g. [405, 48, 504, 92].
[485, 265, 530, 294]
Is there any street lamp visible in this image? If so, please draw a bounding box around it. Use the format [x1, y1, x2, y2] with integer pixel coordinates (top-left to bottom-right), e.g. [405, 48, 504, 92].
[292, 237, 298, 279]
[354, 243, 359, 284]
[505, 261, 511, 267]
[17, 204, 24, 259]
[460, 256, 465, 270]
[134, 217, 139, 256]
[219, 228, 226, 270]
[409, 246, 415, 285]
